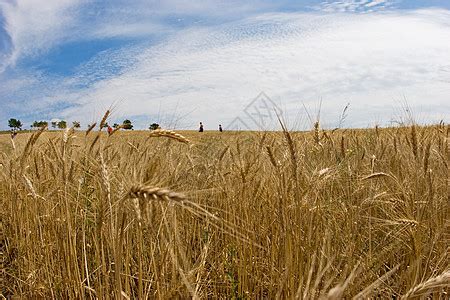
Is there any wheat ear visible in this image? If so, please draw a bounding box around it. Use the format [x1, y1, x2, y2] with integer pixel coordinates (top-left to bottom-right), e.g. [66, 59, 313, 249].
[126, 185, 186, 222]
[128, 185, 186, 202]
[402, 270, 450, 298]
[99, 110, 110, 130]
[109, 125, 123, 137]
[148, 129, 190, 144]
[314, 121, 321, 145]
[86, 122, 97, 136]
[361, 172, 389, 180]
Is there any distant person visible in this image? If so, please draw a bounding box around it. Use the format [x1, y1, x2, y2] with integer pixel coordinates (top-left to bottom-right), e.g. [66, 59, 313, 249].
[219, 124, 223, 132]
[107, 125, 113, 135]
[199, 122, 204, 132]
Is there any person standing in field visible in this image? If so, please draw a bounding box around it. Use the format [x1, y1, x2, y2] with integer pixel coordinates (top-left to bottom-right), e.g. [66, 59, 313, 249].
[199, 122, 204, 132]
[219, 124, 223, 132]
[107, 125, 113, 135]
[10, 129, 17, 139]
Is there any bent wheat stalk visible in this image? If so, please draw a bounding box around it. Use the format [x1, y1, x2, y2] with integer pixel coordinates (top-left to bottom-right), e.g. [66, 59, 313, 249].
[361, 172, 390, 180]
[148, 129, 190, 144]
[124, 185, 261, 249]
[109, 125, 123, 137]
[128, 185, 186, 202]
[402, 270, 450, 298]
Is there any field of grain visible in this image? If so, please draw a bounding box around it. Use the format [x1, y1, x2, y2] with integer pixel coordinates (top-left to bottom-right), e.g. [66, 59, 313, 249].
[1, 122, 449, 298]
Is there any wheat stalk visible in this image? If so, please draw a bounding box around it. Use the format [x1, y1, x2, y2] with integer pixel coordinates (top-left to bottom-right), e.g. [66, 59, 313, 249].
[352, 264, 400, 299]
[63, 127, 75, 144]
[314, 121, 322, 145]
[89, 134, 100, 153]
[23, 175, 37, 199]
[266, 145, 278, 169]
[148, 129, 190, 144]
[340, 136, 346, 158]
[128, 185, 186, 202]
[31, 125, 47, 144]
[99, 110, 110, 130]
[109, 125, 123, 137]
[423, 140, 431, 173]
[361, 172, 390, 180]
[126, 185, 187, 224]
[411, 124, 418, 158]
[20, 125, 47, 169]
[218, 145, 229, 162]
[86, 122, 97, 136]
[402, 270, 450, 298]
[395, 218, 419, 227]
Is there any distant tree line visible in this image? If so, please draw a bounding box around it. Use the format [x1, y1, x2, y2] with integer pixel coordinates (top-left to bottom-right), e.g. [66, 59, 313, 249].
[32, 121, 48, 128]
[7, 118, 162, 131]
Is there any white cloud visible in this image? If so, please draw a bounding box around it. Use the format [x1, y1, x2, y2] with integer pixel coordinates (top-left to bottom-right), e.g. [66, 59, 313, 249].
[131, 0, 275, 17]
[49, 9, 450, 129]
[1, 4, 450, 129]
[0, 0, 278, 72]
[315, 0, 398, 13]
[366, 0, 389, 8]
[0, 0, 85, 70]
[90, 22, 171, 39]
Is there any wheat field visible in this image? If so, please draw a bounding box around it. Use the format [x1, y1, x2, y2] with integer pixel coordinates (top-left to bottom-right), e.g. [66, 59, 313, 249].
[1, 122, 449, 298]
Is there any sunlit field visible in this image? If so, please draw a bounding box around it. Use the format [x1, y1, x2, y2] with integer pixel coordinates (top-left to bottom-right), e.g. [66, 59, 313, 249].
[1, 121, 449, 298]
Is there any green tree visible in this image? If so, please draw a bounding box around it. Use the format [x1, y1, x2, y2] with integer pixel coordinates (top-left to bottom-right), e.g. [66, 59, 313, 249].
[149, 123, 160, 130]
[122, 119, 133, 130]
[8, 118, 22, 130]
[57, 120, 67, 129]
[72, 121, 81, 128]
[113, 123, 120, 129]
[33, 121, 48, 129]
[51, 121, 57, 129]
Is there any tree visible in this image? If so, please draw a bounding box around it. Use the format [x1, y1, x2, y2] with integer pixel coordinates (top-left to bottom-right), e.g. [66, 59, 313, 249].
[122, 119, 133, 130]
[57, 120, 67, 129]
[113, 123, 120, 129]
[72, 121, 81, 128]
[101, 122, 109, 129]
[8, 118, 22, 130]
[32, 121, 48, 129]
[51, 121, 57, 129]
[149, 123, 160, 130]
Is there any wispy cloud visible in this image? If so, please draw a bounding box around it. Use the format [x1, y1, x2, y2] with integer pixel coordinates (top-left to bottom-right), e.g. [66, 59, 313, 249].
[0, 0, 85, 71]
[1, 1, 450, 129]
[314, 0, 398, 13]
[0, 0, 279, 71]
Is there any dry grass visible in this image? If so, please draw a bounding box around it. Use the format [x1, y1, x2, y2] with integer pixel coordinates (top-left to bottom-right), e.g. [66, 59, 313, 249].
[0, 122, 449, 298]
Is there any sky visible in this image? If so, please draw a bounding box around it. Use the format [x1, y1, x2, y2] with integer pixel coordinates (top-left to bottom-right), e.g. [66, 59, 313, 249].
[0, 0, 449, 130]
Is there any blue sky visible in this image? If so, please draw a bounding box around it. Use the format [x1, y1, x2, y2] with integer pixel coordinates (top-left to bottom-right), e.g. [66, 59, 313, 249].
[1, 0, 450, 130]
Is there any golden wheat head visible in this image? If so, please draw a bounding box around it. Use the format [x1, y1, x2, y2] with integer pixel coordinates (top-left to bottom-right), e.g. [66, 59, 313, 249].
[86, 122, 97, 136]
[148, 129, 190, 144]
[128, 185, 186, 202]
[99, 110, 110, 130]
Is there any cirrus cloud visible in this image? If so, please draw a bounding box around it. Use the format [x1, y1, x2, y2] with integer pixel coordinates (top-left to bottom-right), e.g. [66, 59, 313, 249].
[1, 1, 450, 129]
[55, 9, 450, 129]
